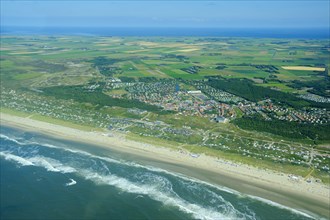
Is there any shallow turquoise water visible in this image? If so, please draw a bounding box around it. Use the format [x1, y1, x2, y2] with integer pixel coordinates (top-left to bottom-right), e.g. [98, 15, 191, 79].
[0, 126, 316, 220]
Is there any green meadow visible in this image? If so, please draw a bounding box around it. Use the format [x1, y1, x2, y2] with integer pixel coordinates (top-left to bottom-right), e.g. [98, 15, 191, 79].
[1, 36, 328, 91]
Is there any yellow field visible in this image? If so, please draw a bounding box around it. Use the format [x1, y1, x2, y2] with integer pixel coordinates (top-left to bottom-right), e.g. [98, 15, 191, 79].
[177, 48, 200, 52]
[94, 43, 112, 46]
[9, 51, 43, 55]
[137, 41, 160, 47]
[281, 66, 325, 71]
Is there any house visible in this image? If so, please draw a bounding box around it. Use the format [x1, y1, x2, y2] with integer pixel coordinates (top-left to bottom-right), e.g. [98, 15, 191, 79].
[214, 116, 226, 123]
[187, 90, 202, 94]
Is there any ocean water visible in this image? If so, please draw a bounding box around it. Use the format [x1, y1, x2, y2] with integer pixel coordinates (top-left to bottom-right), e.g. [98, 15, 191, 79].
[1, 26, 329, 39]
[0, 126, 318, 220]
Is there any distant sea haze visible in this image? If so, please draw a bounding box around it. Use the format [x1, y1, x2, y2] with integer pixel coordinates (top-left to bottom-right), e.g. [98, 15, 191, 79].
[1, 26, 329, 38]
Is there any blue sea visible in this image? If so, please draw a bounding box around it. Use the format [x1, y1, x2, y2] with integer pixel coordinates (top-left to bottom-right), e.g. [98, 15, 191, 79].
[1, 26, 329, 39]
[0, 126, 321, 220]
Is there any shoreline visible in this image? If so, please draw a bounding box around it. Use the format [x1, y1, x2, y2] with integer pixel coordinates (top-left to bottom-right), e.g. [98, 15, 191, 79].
[1, 113, 329, 218]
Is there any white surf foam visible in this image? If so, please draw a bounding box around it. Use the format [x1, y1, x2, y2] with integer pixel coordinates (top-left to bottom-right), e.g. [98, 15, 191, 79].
[0, 134, 315, 219]
[45, 145, 242, 196]
[49, 146, 316, 219]
[0, 151, 34, 166]
[32, 156, 77, 173]
[28, 156, 61, 172]
[2, 134, 234, 192]
[0, 151, 76, 174]
[0, 134, 26, 145]
[74, 151, 242, 196]
[41, 147, 316, 219]
[37, 142, 124, 165]
[80, 169, 248, 220]
[37, 143, 60, 149]
[247, 195, 316, 219]
[66, 178, 77, 186]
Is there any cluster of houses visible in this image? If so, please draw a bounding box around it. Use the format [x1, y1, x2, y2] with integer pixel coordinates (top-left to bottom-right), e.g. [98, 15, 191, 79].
[192, 82, 244, 103]
[262, 103, 329, 124]
[299, 93, 330, 103]
[105, 79, 330, 125]
[1, 88, 113, 129]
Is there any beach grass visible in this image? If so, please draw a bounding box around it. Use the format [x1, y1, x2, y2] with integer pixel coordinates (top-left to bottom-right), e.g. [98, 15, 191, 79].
[30, 115, 100, 132]
[0, 108, 99, 132]
[127, 131, 329, 184]
[0, 107, 32, 118]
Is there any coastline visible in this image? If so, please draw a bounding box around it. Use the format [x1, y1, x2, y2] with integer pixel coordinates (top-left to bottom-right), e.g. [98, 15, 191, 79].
[1, 112, 329, 218]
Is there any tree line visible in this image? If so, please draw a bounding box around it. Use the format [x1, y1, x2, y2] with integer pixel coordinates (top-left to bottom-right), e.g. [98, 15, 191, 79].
[42, 85, 168, 114]
[207, 77, 330, 109]
[232, 115, 330, 142]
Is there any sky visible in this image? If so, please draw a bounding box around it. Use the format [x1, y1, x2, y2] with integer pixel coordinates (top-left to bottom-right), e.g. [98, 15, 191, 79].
[1, 0, 329, 29]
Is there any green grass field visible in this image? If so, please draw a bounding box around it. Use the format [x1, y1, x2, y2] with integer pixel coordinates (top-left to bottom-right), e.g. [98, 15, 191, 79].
[1, 36, 328, 91]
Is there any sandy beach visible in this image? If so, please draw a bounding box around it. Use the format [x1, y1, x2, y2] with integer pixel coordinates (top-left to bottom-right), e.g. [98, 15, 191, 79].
[1, 112, 329, 218]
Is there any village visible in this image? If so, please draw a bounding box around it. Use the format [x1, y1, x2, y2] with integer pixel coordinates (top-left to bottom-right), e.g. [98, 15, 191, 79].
[104, 78, 330, 125]
[1, 86, 329, 176]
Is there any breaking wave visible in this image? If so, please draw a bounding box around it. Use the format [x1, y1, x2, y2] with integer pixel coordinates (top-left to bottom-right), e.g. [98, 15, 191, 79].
[0, 150, 249, 220]
[66, 178, 77, 186]
[0, 151, 34, 166]
[247, 195, 315, 219]
[1, 133, 315, 220]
